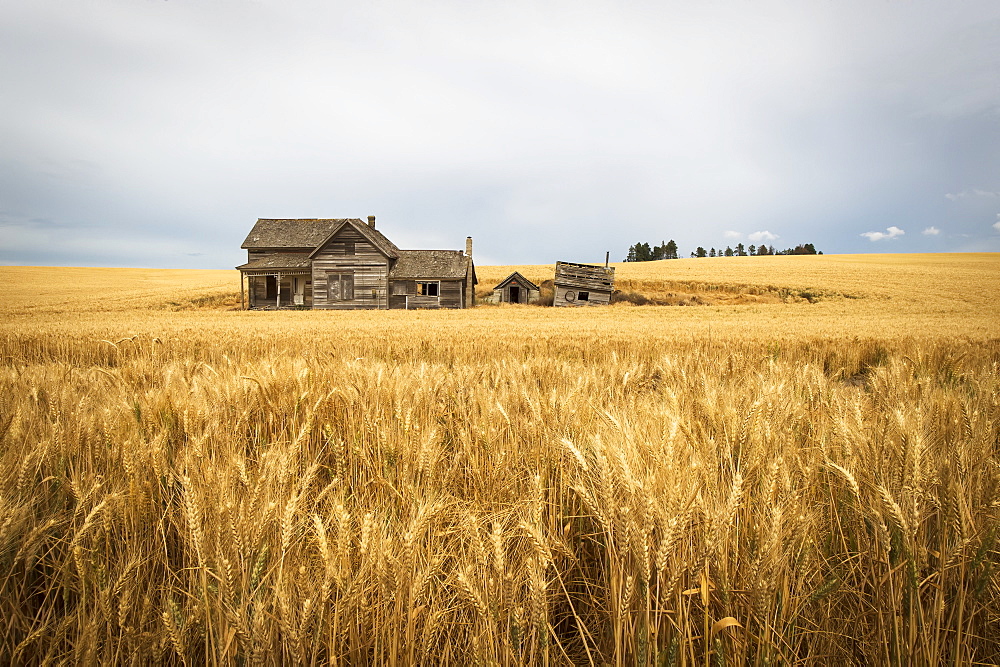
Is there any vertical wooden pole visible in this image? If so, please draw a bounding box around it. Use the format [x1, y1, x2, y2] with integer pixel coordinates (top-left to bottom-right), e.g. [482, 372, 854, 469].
[276, 272, 281, 309]
[240, 272, 246, 310]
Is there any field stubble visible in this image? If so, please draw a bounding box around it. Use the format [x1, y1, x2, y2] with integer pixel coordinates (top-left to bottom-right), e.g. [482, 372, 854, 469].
[0, 255, 998, 664]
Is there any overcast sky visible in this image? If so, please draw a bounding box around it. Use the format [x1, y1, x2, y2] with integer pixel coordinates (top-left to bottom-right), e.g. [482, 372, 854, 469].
[1, 0, 999, 268]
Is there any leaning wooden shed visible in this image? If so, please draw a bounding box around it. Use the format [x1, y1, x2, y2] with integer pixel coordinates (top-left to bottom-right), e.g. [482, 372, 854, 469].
[552, 261, 614, 307]
[492, 271, 540, 304]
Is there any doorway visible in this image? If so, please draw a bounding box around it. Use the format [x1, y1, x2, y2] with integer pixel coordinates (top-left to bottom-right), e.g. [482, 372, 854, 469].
[293, 277, 305, 305]
[509, 285, 520, 303]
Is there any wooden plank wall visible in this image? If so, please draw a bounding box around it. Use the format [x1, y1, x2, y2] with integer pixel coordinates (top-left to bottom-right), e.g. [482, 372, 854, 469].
[311, 226, 389, 310]
[553, 261, 615, 307]
[440, 281, 463, 308]
[387, 279, 465, 309]
[553, 284, 612, 307]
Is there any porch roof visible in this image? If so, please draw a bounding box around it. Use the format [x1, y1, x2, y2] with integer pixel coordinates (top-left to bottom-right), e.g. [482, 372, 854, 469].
[236, 254, 312, 271]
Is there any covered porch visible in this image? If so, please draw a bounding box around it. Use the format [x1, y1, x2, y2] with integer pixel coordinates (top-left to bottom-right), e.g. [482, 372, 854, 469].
[239, 270, 312, 309]
[237, 253, 314, 309]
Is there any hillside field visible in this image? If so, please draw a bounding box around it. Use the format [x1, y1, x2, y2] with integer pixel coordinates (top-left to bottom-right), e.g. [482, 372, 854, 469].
[1, 254, 998, 664]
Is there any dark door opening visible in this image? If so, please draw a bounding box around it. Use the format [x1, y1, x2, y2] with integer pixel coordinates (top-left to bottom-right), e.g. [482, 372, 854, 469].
[509, 285, 520, 303]
[265, 276, 277, 299]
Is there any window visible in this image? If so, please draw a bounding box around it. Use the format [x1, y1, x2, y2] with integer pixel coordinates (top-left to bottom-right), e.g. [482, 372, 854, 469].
[327, 272, 354, 301]
[416, 281, 439, 297]
[392, 282, 408, 296]
[579, 291, 590, 301]
[344, 240, 355, 256]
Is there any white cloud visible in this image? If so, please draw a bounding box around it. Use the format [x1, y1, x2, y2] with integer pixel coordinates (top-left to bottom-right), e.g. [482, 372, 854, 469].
[922, 226, 940, 235]
[723, 230, 743, 240]
[748, 230, 778, 242]
[861, 226, 905, 241]
[946, 189, 1000, 200]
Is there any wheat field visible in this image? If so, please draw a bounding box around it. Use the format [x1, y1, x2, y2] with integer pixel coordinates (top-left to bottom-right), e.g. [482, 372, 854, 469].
[1, 254, 998, 664]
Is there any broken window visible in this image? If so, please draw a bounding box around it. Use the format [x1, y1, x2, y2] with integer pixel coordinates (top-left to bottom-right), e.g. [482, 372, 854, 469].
[416, 281, 439, 297]
[579, 291, 590, 301]
[328, 272, 354, 301]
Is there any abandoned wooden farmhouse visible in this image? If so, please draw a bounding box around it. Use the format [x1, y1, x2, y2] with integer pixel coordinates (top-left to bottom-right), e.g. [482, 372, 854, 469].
[552, 261, 615, 307]
[237, 217, 476, 309]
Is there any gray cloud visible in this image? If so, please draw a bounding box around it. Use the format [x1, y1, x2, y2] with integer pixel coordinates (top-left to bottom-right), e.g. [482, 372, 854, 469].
[2, 0, 999, 267]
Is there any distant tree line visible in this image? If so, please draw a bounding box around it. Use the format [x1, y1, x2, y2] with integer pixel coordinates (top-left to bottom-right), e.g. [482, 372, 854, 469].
[624, 240, 820, 261]
[624, 240, 678, 261]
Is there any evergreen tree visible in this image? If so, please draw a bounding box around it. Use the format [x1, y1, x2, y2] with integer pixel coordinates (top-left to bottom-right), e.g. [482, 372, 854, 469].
[696, 246, 707, 258]
[664, 239, 678, 259]
[725, 246, 733, 257]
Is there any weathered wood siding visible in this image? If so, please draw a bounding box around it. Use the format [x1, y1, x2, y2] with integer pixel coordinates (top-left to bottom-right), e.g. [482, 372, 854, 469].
[440, 280, 463, 308]
[553, 284, 612, 307]
[387, 279, 465, 309]
[311, 226, 389, 309]
[553, 261, 615, 307]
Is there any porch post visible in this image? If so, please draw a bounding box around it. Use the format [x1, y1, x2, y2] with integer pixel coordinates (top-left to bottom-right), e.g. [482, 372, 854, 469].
[240, 272, 246, 310]
[275, 272, 281, 309]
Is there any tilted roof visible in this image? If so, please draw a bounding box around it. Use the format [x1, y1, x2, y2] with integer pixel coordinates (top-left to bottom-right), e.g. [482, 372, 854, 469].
[553, 260, 614, 291]
[389, 250, 473, 280]
[493, 271, 539, 291]
[236, 253, 312, 271]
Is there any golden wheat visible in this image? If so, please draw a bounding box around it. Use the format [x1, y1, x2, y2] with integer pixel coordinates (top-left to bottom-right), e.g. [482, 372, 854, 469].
[0, 255, 998, 664]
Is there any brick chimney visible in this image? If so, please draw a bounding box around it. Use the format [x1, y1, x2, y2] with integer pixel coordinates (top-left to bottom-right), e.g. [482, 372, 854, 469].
[368, 215, 376, 228]
[465, 236, 474, 308]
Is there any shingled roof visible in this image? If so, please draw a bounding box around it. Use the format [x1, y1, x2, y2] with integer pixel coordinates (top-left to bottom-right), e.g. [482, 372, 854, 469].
[309, 219, 400, 259]
[236, 253, 312, 270]
[389, 250, 472, 280]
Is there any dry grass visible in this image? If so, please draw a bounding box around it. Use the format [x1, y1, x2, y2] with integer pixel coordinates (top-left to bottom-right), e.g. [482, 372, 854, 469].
[1, 255, 998, 664]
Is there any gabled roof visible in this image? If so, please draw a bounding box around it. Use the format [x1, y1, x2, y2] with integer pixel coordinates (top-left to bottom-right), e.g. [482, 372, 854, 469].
[236, 253, 312, 271]
[389, 250, 472, 280]
[241, 219, 352, 249]
[493, 271, 539, 291]
[309, 219, 400, 260]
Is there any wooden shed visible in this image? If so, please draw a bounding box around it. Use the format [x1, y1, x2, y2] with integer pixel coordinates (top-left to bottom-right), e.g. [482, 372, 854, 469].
[491, 272, 540, 304]
[552, 261, 614, 307]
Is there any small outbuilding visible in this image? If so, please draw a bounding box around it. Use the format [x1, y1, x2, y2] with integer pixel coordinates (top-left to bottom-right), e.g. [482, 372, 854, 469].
[552, 261, 614, 307]
[491, 271, 540, 304]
